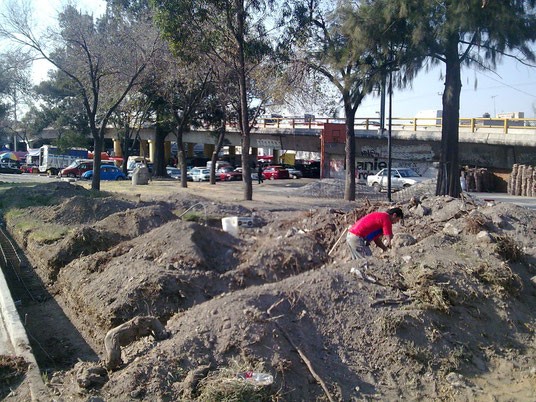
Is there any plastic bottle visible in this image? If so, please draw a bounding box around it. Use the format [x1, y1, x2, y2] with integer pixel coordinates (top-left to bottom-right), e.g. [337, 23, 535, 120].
[236, 371, 274, 385]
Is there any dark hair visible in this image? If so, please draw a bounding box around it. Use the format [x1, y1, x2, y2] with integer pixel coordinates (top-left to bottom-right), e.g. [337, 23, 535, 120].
[387, 207, 403, 219]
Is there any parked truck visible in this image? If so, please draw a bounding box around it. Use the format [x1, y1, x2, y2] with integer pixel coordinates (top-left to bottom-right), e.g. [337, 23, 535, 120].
[38, 145, 89, 175]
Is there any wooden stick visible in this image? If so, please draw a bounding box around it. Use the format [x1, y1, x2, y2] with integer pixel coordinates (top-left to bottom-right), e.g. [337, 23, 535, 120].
[274, 321, 335, 402]
[370, 297, 414, 308]
[267, 299, 335, 402]
[328, 227, 348, 256]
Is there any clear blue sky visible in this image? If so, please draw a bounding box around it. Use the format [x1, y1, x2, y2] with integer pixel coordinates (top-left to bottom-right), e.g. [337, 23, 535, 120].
[31, 0, 536, 120]
[356, 59, 536, 119]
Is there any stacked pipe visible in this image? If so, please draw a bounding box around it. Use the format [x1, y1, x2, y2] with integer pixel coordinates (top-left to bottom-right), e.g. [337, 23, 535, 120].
[463, 168, 496, 192]
[508, 164, 536, 197]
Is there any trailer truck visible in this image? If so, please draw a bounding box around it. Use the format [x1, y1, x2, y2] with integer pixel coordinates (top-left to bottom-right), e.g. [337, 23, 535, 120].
[38, 145, 89, 175]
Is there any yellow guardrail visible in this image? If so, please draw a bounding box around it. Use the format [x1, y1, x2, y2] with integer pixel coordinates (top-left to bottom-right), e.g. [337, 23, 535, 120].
[253, 117, 536, 134]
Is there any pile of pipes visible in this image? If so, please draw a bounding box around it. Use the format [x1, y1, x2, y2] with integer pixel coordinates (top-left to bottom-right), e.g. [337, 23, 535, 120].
[507, 164, 536, 196]
[463, 168, 496, 192]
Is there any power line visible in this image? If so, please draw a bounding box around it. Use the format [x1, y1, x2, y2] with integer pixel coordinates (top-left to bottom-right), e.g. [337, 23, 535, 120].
[473, 70, 536, 98]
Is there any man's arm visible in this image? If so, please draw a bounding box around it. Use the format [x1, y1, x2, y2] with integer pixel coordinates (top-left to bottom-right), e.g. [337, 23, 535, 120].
[373, 236, 389, 252]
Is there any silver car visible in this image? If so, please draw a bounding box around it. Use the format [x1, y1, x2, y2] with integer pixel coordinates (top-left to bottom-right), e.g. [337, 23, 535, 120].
[366, 168, 425, 190]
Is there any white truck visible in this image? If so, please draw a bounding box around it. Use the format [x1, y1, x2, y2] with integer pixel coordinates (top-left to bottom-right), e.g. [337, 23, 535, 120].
[38, 145, 89, 175]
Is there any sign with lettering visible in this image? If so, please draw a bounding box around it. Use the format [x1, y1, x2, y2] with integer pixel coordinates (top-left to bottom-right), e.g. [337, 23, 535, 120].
[257, 139, 281, 149]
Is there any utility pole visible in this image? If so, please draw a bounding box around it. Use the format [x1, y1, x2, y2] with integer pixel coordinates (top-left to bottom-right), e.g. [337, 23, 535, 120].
[491, 95, 497, 118]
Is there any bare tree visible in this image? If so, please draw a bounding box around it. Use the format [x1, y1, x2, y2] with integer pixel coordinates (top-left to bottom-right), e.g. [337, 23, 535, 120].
[0, 1, 161, 190]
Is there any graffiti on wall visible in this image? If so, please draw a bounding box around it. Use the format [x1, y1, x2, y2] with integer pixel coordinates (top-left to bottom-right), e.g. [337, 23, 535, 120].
[360, 144, 434, 161]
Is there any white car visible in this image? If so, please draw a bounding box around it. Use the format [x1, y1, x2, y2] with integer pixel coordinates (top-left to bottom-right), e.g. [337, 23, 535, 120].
[189, 167, 220, 182]
[367, 168, 425, 190]
[166, 167, 181, 179]
[189, 168, 209, 182]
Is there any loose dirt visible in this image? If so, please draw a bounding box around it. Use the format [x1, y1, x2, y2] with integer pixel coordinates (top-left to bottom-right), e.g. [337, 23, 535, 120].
[2, 179, 536, 400]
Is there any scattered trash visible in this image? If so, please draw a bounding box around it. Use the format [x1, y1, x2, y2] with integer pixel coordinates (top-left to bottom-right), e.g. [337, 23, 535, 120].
[222, 217, 256, 236]
[235, 371, 273, 385]
[350, 267, 364, 280]
[350, 267, 376, 283]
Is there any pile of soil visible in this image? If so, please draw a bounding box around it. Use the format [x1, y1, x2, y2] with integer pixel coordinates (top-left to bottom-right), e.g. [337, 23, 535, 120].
[4, 183, 536, 400]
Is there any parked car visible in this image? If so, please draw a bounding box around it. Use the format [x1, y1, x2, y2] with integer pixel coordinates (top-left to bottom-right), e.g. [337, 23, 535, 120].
[0, 163, 22, 174]
[59, 159, 115, 178]
[189, 167, 211, 182]
[234, 167, 258, 180]
[217, 166, 242, 181]
[294, 161, 320, 178]
[262, 165, 290, 180]
[166, 167, 181, 179]
[82, 165, 127, 181]
[366, 168, 425, 190]
[20, 164, 38, 173]
[286, 167, 303, 179]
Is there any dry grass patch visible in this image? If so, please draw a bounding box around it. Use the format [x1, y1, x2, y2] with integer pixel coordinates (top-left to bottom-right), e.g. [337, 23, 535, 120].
[495, 235, 524, 262]
[474, 262, 523, 297]
[197, 357, 277, 402]
[0, 355, 28, 399]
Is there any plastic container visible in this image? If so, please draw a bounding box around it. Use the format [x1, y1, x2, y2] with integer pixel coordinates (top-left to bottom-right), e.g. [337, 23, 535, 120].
[236, 371, 273, 385]
[221, 216, 239, 236]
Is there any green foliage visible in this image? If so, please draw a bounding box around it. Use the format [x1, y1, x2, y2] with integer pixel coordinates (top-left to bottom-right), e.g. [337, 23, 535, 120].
[53, 130, 91, 154]
[394, 0, 536, 196]
[0, 192, 55, 211]
[13, 219, 69, 244]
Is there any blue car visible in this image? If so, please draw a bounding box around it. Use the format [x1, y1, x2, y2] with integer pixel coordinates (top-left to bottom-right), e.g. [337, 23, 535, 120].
[82, 165, 127, 181]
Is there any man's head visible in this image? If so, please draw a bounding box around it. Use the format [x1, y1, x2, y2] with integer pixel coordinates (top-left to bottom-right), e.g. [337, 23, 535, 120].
[387, 207, 404, 224]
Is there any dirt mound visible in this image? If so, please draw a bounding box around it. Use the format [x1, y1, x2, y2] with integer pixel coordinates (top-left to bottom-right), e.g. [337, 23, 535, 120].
[0, 181, 91, 211]
[23, 204, 177, 282]
[69, 245, 536, 401]
[55, 220, 242, 340]
[32, 195, 136, 225]
[6, 187, 536, 401]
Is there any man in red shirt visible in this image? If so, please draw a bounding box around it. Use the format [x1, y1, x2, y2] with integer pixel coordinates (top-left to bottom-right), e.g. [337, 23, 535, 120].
[346, 208, 403, 261]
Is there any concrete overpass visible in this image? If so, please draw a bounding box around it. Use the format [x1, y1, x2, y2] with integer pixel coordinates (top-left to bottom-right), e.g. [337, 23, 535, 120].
[30, 116, 536, 181]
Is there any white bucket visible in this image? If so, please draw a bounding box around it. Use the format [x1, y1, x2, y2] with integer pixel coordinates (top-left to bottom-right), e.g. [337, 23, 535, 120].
[221, 216, 239, 236]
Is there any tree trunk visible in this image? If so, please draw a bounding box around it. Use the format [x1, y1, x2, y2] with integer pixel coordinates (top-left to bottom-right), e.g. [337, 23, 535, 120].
[344, 100, 356, 201]
[153, 118, 167, 177]
[236, 1, 252, 200]
[209, 110, 227, 185]
[175, 127, 188, 188]
[436, 36, 462, 198]
[91, 135, 103, 191]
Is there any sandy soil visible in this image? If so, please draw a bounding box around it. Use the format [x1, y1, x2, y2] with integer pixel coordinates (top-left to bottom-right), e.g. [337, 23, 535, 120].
[2, 179, 536, 401]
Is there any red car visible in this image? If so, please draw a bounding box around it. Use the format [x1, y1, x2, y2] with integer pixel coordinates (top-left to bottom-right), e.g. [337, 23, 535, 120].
[262, 165, 290, 180]
[217, 167, 243, 181]
[20, 164, 39, 173]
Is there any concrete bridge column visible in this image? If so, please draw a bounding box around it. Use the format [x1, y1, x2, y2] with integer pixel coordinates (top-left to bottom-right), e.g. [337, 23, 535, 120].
[112, 138, 122, 167]
[228, 146, 237, 166]
[273, 149, 280, 164]
[251, 147, 258, 166]
[140, 139, 148, 158]
[204, 144, 215, 158]
[187, 143, 195, 158]
[164, 141, 171, 165]
[148, 140, 155, 163]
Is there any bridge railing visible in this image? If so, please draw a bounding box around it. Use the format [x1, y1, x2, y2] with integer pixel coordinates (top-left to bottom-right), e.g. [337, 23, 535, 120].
[250, 117, 536, 134]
